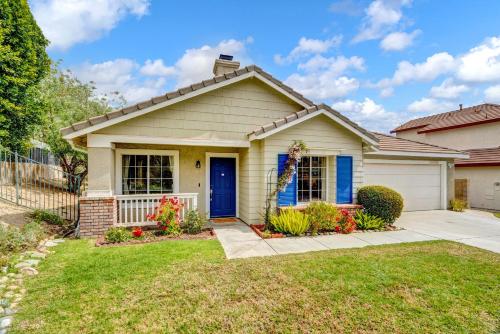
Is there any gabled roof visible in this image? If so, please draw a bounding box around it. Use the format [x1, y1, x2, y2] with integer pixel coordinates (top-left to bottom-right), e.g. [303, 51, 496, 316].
[367, 132, 468, 159]
[455, 147, 500, 167]
[391, 103, 500, 134]
[61, 65, 315, 139]
[247, 104, 379, 145]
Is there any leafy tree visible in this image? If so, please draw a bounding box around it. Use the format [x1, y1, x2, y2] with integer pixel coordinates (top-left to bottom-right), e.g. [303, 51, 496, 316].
[0, 0, 50, 152]
[35, 65, 125, 189]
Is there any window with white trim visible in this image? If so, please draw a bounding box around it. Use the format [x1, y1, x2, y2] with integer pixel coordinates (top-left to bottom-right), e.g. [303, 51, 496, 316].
[297, 156, 327, 202]
[122, 155, 174, 194]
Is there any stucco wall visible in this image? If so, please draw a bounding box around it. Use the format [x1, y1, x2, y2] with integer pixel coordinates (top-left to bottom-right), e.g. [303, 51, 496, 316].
[455, 166, 500, 210]
[94, 78, 304, 142]
[87, 147, 115, 196]
[396, 122, 500, 150]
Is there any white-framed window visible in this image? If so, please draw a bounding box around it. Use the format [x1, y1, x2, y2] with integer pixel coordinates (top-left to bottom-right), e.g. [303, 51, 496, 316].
[116, 149, 179, 195]
[297, 156, 327, 202]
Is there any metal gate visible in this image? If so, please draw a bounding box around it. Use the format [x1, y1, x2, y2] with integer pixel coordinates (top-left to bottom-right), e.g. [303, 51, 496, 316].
[0, 146, 81, 222]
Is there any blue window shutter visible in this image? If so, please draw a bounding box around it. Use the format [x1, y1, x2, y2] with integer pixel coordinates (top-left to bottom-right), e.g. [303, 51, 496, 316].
[277, 154, 297, 207]
[336, 156, 353, 204]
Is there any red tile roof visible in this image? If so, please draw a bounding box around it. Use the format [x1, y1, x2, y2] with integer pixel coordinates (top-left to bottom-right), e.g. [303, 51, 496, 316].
[391, 103, 500, 134]
[455, 147, 500, 167]
[372, 132, 465, 155]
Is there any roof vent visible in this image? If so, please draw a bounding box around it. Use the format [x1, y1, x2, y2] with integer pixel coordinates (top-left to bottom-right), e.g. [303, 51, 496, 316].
[459, 104, 463, 110]
[213, 55, 240, 76]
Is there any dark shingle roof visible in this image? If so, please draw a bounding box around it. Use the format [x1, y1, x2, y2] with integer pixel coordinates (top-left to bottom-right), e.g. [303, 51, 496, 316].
[373, 132, 466, 155]
[61, 65, 315, 137]
[247, 104, 379, 144]
[455, 147, 500, 166]
[391, 103, 500, 134]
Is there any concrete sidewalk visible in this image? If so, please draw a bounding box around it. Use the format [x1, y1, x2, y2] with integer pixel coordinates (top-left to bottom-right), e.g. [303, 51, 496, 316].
[213, 221, 437, 259]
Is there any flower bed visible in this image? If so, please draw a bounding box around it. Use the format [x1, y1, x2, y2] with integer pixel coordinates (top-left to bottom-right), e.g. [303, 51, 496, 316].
[96, 228, 215, 247]
[257, 201, 401, 239]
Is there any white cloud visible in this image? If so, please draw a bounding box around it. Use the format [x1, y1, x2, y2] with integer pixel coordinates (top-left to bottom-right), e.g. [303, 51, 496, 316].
[352, 0, 411, 43]
[274, 36, 342, 64]
[330, 0, 364, 16]
[407, 98, 454, 114]
[73, 59, 165, 104]
[31, 0, 150, 50]
[484, 85, 500, 103]
[297, 55, 365, 73]
[173, 39, 250, 87]
[430, 78, 469, 99]
[140, 59, 176, 77]
[380, 29, 420, 51]
[377, 52, 456, 89]
[285, 75, 359, 100]
[332, 98, 399, 132]
[71, 38, 252, 104]
[284, 55, 365, 100]
[456, 36, 500, 83]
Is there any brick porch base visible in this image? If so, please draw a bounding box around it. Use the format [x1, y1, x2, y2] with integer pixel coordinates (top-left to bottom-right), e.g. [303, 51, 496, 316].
[79, 197, 118, 238]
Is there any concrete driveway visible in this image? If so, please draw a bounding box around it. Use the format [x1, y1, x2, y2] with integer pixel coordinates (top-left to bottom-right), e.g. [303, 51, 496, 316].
[395, 210, 500, 253]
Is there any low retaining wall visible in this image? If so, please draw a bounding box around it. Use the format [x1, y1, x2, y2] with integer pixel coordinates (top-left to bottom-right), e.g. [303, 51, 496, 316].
[79, 197, 118, 238]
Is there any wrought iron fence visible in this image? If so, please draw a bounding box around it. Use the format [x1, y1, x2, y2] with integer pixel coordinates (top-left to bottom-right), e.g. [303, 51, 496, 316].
[0, 146, 81, 222]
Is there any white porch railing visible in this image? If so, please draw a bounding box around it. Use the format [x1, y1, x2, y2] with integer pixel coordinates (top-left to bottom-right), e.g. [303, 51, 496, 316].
[116, 193, 198, 227]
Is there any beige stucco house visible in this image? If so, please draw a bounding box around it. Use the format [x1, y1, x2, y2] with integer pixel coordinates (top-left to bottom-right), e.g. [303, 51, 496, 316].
[392, 103, 500, 210]
[62, 56, 467, 237]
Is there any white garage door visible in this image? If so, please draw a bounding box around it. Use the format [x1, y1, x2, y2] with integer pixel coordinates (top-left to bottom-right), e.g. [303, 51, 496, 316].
[364, 162, 443, 211]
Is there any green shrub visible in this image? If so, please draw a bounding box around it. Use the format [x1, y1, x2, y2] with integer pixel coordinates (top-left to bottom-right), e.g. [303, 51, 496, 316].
[450, 199, 467, 212]
[354, 210, 385, 230]
[32, 209, 63, 225]
[270, 208, 310, 236]
[305, 201, 339, 234]
[0, 221, 46, 253]
[182, 210, 206, 234]
[104, 227, 131, 243]
[357, 186, 403, 225]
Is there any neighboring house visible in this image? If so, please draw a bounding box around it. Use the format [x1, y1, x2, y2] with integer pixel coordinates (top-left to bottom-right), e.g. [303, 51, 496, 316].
[392, 103, 500, 210]
[61, 56, 467, 237]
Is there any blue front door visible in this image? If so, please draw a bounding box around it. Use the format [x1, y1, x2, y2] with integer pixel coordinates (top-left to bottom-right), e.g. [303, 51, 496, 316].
[336, 156, 353, 204]
[210, 157, 236, 217]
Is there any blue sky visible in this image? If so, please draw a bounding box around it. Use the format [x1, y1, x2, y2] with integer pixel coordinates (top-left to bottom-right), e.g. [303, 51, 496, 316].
[31, 0, 500, 132]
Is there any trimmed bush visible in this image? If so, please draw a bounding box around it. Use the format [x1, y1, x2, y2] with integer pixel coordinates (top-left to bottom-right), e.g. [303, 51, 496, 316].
[449, 199, 467, 212]
[305, 201, 339, 234]
[354, 210, 385, 230]
[357, 186, 403, 225]
[104, 227, 131, 243]
[270, 208, 310, 236]
[182, 210, 206, 234]
[32, 209, 64, 225]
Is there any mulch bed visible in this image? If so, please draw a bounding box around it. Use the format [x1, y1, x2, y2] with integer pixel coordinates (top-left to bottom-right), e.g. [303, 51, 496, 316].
[95, 228, 216, 247]
[251, 224, 402, 239]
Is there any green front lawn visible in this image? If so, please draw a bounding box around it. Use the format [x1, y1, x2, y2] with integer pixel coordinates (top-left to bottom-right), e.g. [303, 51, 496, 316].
[494, 212, 500, 218]
[11, 240, 500, 333]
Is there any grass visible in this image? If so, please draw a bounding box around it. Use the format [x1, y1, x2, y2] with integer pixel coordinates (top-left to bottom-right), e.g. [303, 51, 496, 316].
[494, 212, 500, 218]
[10, 240, 500, 334]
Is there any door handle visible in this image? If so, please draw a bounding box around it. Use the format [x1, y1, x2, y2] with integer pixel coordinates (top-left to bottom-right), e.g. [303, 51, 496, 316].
[210, 188, 213, 202]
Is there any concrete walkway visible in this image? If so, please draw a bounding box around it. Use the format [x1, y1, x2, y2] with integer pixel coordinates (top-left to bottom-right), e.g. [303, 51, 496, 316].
[213, 210, 500, 259]
[213, 222, 436, 259]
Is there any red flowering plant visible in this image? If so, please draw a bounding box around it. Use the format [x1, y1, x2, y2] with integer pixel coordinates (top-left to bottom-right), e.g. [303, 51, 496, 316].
[132, 227, 143, 238]
[146, 196, 183, 236]
[335, 209, 357, 234]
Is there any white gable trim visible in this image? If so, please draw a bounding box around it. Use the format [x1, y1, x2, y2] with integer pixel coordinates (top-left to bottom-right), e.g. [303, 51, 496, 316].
[364, 150, 469, 159]
[248, 109, 379, 146]
[63, 72, 311, 140]
[87, 134, 250, 148]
